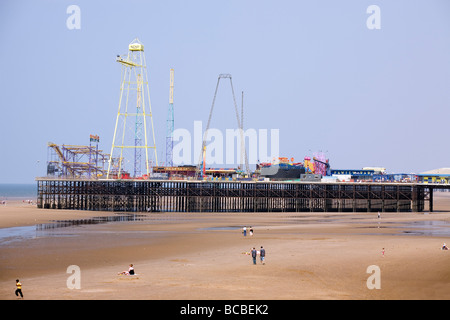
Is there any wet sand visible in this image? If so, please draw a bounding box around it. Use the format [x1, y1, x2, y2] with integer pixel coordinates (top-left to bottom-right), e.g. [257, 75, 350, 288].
[1, 194, 450, 300]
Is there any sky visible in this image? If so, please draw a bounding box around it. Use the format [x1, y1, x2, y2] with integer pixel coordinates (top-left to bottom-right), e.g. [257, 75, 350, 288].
[0, 0, 449, 183]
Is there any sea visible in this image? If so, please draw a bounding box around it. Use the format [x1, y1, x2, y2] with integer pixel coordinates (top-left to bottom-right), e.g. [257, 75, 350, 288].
[0, 183, 37, 200]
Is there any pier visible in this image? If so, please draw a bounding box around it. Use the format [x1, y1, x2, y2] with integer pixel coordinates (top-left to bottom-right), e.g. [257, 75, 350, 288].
[36, 178, 450, 213]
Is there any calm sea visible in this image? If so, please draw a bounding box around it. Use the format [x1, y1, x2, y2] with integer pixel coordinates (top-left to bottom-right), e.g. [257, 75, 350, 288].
[0, 183, 37, 199]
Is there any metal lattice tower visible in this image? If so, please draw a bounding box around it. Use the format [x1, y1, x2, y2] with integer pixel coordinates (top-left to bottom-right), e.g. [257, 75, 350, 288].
[166, 69, 174, 167]
[107, 38, 158, 179]
[133, 73, 143, 177]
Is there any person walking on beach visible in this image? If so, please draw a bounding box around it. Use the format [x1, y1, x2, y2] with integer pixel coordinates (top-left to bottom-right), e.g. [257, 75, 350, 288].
[243, 226, 247, 237]
[251, 248, 257, 265]
[260, 246, 265, 265]
[15, 279, 23, 299]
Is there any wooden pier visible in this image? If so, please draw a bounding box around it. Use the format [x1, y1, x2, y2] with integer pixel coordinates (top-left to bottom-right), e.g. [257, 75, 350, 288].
[35, 178, 441, 213]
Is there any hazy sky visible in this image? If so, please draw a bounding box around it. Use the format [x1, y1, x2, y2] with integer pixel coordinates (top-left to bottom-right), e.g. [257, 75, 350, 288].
[1, 0, 449, 183]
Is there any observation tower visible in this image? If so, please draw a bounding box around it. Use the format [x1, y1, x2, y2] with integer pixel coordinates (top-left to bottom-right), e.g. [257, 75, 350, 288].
[107, 38, 158, 179]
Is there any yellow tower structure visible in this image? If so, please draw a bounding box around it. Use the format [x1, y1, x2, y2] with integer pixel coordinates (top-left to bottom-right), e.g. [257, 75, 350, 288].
[107, 38, 158, 179]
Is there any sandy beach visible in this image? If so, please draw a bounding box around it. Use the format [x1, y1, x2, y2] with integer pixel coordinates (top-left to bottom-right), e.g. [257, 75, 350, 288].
[1, 194, 450, 300]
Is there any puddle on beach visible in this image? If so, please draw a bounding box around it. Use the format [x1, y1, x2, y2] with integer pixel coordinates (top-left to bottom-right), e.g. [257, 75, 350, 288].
[358, 220, 450, 237]
[394, 220, 450, 236]
[284, 214, 450, 237]
[1, 213, 450, 246]
[201, 219, 450, 237]
[200, 226, 244, 231]
[37, 213, 145, 230]
[0, 213, 145, 245]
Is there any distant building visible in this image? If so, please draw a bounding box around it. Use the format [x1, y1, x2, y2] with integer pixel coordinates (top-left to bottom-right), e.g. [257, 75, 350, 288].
[331, 169, 375, 182]
[417, 168, 450, 184]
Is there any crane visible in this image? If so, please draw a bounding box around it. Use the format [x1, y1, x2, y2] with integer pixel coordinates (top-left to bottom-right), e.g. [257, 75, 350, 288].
[195, 74, 249, 178]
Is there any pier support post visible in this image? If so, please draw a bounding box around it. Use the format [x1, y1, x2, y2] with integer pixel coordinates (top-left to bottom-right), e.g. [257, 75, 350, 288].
[36, 179, 430, 213]
[429, 188, 433, 212]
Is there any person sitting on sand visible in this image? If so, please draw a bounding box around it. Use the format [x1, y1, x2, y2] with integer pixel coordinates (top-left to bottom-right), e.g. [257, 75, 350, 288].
[118, 264, 135, 275]
[442, 243, 448, 250]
